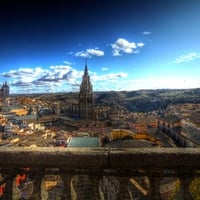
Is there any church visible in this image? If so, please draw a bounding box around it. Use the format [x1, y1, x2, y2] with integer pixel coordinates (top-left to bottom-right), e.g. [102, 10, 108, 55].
[0, 82, 9, 98]
[79, 61, 94, 120]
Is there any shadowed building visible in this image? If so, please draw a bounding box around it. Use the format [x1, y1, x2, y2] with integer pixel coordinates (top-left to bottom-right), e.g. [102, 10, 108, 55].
[0, 82, 9, 98]
[79, 61, 94, 120]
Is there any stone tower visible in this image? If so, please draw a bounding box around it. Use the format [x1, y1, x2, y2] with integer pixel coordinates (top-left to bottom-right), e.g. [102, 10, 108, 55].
[79, 61, 94, 120]
[0, 81, 9, 98]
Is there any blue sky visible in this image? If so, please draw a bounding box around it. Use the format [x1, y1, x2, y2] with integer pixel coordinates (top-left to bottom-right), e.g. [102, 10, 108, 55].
[0, 0, 200, 94]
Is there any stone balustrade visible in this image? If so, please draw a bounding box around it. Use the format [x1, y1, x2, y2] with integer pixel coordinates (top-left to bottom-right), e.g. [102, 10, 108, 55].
[0, 147, 199, 199]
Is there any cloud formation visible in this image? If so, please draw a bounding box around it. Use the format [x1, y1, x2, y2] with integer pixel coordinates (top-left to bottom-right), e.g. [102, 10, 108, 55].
[175, 52, 200, 64]
[91, 72, 128, 82]
[1, 64, 199, 94]
[101, 67, 109, 71]
[143, 31, 151, 35]
[91, 72, 128, 91]
[1, 65, 128, 94]
[111, 38, 145, 56]
[1, 65, 83, 93]
[63, 60, 73, 65]
[124, 77, 200, 91]
[75, 48, 104, 58]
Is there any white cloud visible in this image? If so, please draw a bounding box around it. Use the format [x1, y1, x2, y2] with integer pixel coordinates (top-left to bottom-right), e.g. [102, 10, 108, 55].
[2, 63, 200, 94]
[87, 48, 104, 56]
[91, 72, 128, 82]
[66, 51, 74, 55]
[175, 52, 200, 64]
[90, 72, 128, 91]
[1, 65, 83, 94]
[75, 51, 89, 58]
[75, 48, 104, 58]
[111, 38, 145, 56]
[63, 60, 74, 65]
[137, 43, 145, 48]
[101, 67, 109, 71]
[118, 77, 200, 91]
[112, 49, 121, 56]
[2, 67, 45, 82]
[1, 63, 129, 94]
[93, 76, 200, 92]
[143, 31, 151, 35]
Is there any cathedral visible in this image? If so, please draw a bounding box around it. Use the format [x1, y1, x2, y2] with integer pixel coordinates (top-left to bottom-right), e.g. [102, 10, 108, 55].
[0, 82, 9, 98]
[79, 61, 94, 120]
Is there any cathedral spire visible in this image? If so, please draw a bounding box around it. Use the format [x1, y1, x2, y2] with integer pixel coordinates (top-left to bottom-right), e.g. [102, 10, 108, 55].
[84, 58, 88, 76]
[79, 61, 94, 120]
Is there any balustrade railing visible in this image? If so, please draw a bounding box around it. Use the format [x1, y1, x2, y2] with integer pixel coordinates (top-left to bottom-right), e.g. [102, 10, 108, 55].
[0, 147, 199, 200]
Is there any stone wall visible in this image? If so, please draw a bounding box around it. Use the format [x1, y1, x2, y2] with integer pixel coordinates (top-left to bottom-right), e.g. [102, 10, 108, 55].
[0, 147, 200, 171]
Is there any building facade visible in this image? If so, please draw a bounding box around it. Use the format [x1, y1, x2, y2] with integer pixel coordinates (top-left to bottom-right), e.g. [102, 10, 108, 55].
[157, 116, 200, 147]
[79, 62, 94, 120]
[0, 82, 9, 98]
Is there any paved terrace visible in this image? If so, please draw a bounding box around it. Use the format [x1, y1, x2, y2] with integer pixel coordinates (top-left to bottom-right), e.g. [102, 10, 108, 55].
[0, 147, 199, 199]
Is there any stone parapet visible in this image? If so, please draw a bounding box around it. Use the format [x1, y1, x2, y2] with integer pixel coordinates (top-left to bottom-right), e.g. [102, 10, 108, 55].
[0, 147, 199, 199]
[0, 147, 199, 171]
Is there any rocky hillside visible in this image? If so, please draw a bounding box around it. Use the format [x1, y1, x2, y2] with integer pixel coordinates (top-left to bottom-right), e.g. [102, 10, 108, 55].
[17, 88, 200, 113]
[94, 88, 200, 112]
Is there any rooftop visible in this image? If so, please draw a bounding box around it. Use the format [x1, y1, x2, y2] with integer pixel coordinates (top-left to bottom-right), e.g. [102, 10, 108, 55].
[104, 139, 156, 148]
[68, 137, 99, 147]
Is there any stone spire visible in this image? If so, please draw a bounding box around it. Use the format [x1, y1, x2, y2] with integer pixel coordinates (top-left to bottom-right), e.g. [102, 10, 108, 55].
[84, 58, 88, 76]
[0, 81, 9, 98]
[79, 61, 94, 120]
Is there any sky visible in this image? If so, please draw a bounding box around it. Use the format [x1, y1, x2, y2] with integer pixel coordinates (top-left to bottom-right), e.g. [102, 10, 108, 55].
[0, 0, 200, 94]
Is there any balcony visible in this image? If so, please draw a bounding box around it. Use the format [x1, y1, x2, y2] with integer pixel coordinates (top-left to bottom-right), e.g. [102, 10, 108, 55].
[0, 147, 199, 199]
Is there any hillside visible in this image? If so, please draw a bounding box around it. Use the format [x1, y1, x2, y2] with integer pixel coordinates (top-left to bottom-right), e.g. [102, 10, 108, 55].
[11, 88, 200, 113]
[94, 88, 200, 112]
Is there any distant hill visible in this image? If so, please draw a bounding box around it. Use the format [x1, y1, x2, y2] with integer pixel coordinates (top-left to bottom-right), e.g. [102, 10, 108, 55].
[94, 88, 200, 112]
[12, 88, 200, 113]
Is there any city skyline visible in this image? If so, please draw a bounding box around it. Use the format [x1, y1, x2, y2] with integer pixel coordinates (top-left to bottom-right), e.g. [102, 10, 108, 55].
[0, 0, 200, 94]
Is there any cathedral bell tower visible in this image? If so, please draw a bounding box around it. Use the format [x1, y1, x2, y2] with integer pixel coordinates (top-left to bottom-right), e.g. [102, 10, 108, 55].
[79, 60, 94, 120]
[0, 81, 9, 98]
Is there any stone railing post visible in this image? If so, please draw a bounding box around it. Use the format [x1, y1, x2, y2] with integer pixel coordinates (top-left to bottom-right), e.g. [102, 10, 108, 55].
[29, 170, 44, 200]
[147, 174, 162, 200]
[90, 176, 101, 200]
[178, 176, 193, 200]
[61, 174, 72, 200]
[1, 173, 16, 200]
[118, 177, 130, 200]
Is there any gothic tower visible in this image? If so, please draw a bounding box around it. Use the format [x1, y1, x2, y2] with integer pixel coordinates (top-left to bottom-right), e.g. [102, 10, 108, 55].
[79, 61, 94, 120]
[0, 81, 9, 98]
[3, 81, 9, 97]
